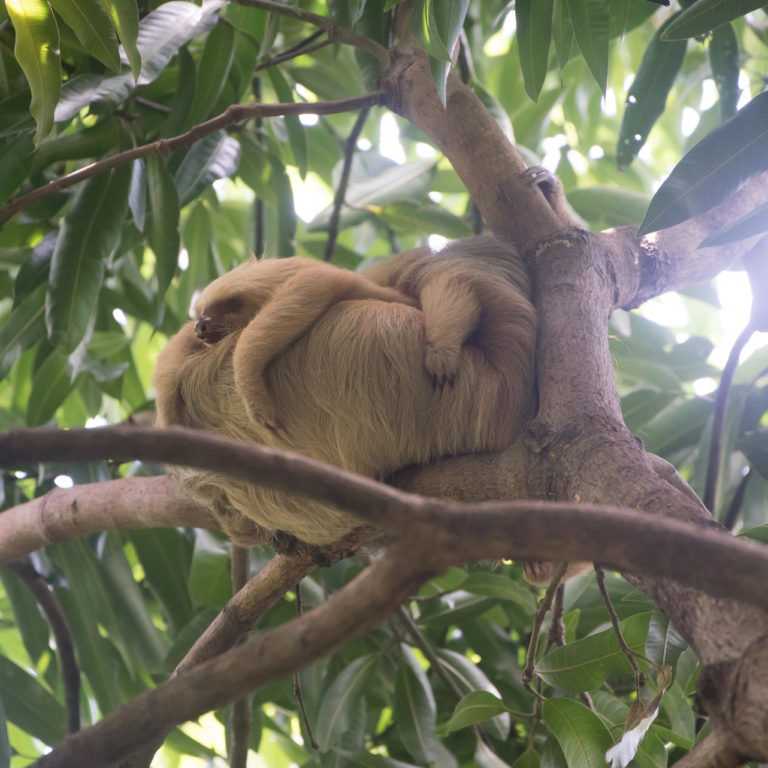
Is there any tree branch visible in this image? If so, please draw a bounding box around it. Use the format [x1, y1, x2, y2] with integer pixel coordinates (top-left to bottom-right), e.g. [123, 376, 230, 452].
[0, 93, 384, 226]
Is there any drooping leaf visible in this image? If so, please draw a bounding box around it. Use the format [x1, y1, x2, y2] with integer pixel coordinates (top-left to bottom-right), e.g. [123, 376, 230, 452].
[439, 691, 507, 735]
[564, 0, 610, 93]
[662, 0, 765, 40]
[188, 530, 232, 608]
[174, 131, 240, 206]
[516, 0, 554, 101]
[26, 349, 72, 425]
[266, 66, 308, 179]
[638, 91, 768, 236]
[48, 0, 120, 71]
[617, 14, 687, 167]
[460, 572, 537, 614]
[185, 19, 234, 128]
[46, 163, 131, 352]
[0, 132, 34, 204]
[100, 0, 140, 78]
[316, 655, 379, 752]
[0, 283, 46, 380]
[6, 0, 61, 143]
[542, 699, 613, 768]
[0, 656, 67, 745]
[145, 155, 180, 305]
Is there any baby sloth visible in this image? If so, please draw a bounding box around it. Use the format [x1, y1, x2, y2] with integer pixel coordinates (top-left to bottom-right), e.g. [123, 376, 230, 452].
[153, 237, 537, 547]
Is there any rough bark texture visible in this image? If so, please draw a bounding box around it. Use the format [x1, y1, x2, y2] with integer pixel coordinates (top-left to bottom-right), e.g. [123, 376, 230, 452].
[382, 44, 768, 764]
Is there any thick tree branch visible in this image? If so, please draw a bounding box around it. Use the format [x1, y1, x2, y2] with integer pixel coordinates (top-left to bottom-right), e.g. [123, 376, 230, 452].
[0, 475, 216, 564]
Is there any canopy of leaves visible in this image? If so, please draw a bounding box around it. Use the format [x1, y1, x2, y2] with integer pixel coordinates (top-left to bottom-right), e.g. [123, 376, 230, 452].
[1, 1, 768, 766]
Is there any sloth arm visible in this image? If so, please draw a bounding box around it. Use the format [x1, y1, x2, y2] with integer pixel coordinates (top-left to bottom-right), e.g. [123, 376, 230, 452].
[419, 271, 481, 388]
[232, 262, 415, 428]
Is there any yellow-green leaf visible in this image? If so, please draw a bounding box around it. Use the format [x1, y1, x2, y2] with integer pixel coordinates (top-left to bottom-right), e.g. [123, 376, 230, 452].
[6, 0, 61, 143]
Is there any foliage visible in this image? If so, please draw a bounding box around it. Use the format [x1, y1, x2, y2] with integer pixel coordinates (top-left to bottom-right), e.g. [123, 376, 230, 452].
[1, 0, 768, 766]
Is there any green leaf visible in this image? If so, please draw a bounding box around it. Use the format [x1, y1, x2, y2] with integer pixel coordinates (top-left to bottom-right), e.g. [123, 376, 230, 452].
[48, 0, 120, 71]
[0, 656, 67, 745]
[638, 92, 768, 236]
[26, 349, 72, 425]
[0, 570, 50, 664]
[564, 0, 610, 93]
[394, 646, 456, 768]
[46, 164, 131, 352]
[146, 156, 180, 304]
[617, 15, 687, 168]
[0, 697, 9, 768]
[55, 586, 125, 714]
[516, 0, 554, 102]
[134, 0, 224, 86]
[435, 648, 510, 740]
[0, 132, 34, 204]
[266, 66, 308, 179]
[174, 131, 240, 206]
[645, 608, 687, 670]
[542, 699, 613, 768]
[513, 747, 540, 768]
[6, 0, 61, 143]
[316, 655, 378, 752]
[709, 23, 740, 120]
[552, 0, 573, 70]
[128, 528, 194, 636]
[535, 613, 650, 692]
[185, 20, 234, 128]
[699, 199, 768, 247]
[99, 0, 140, 78]
[662, 0, 765, 40]
[99, 532, 168, 670]
[188, 530, 232, 608]
[460, 572, 537, 614]
[738, 430, 768, 481]
[374, 201, 472, 239]
[439, 691, 506, 735]
[0, 283, 46, 380]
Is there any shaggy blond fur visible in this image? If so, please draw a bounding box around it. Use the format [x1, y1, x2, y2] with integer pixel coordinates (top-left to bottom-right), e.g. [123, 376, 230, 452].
[153, 237, 537, 546]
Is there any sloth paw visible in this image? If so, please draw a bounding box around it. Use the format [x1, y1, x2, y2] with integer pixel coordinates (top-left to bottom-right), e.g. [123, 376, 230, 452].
[425, 342, 460, 391]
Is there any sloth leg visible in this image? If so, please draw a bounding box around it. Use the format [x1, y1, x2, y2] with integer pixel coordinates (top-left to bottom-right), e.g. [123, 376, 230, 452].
[419, 272, 480, 389]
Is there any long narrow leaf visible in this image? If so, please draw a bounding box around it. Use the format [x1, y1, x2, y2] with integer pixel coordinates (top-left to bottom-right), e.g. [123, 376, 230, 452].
[48, 0, 120, 71]
[6, 0, 61, 143]
[662, 0, 765, 40]
[100, 0, 140, 78]
[564, 0, 610, 93]
[516, 0, 554, 102]
[638, 91, 768, 235]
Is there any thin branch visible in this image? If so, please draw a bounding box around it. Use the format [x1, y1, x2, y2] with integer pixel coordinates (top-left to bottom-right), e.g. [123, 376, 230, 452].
[231, 0, 389, 62]
[175, 554, 314, 674]
[0, 93, 384, 226]
[254, 31, 329, 72]
[6, 559, 81, 734]
[522, 563, 568, 695]
[703, 324, 754, 512]
[293, 583, 319, 750]
[323, 106, 371, 261]
[723, 469, 751, 531]
[594, 565, 645, 689]
[229, 546, 252, 768]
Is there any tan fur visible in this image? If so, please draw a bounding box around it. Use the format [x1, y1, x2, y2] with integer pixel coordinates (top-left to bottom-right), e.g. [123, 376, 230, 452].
[153, 238, 537, 547]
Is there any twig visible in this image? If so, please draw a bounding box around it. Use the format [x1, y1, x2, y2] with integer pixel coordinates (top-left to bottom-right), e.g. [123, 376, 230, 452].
[6, 559, 81, 734]
[254, 30, 328, 72]
[231, 0, 389, 62]
[293, 582, 320, 750]
[0, 93, 384, 226]
[594, 565, 645, 690]
[229, 546, 252, 768]
[521, 562, 568, 696]
[323, 106, 371, 261]
[723, 469, 751, 531]
[703, 324, 754, 512]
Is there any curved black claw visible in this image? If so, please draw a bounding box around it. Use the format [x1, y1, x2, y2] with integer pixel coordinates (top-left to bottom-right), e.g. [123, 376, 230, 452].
[519, 164, 556, 195]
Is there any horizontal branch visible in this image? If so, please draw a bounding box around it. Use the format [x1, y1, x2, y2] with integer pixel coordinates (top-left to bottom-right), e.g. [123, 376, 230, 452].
[0, 93, 383, 226]
[0, 475, 215, 564]
[4, 427, 768, 614]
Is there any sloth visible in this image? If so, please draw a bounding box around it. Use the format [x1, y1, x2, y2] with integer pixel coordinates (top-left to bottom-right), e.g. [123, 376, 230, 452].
[153, 237, 537, 548]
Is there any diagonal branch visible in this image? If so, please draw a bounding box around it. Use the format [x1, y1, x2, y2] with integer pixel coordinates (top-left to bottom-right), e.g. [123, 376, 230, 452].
[0, 93, 384, 226]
